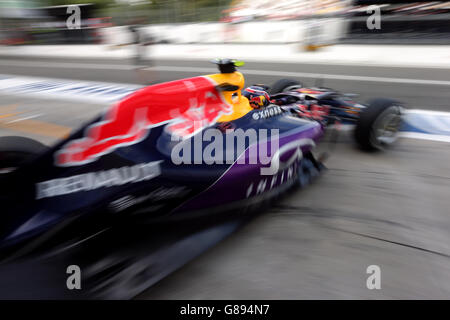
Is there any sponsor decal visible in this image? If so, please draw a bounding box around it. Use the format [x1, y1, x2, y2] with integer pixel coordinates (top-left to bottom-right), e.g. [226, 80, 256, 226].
[145, 186, 189, 201]
[252, 105, 283, 120]
[295, 103, 329, 121]
[249, 95, 267, 108]
[246, 161, 298, 198]
[55, 76, 232, 167]
[260, 138, 315, 176]
[245, 86, 271, 108]
[36, 161, 162, 199]
[108, 186, 189, 213]
[297, 89, 322, 95]
[246, 138, 316, 196]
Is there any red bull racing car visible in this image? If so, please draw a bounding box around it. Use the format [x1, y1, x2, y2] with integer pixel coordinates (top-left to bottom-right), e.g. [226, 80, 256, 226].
[245, 78, 404, 151]
[0, 59, 404, 298]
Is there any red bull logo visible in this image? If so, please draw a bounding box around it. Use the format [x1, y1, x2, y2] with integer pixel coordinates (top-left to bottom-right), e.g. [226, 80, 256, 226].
[249, 95, 267, 108]
[55, 76, 232, 166]
[243, 86, 270, 109]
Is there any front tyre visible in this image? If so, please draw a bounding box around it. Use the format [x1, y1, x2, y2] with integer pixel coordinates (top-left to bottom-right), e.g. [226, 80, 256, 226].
[354, 98, 404, 150]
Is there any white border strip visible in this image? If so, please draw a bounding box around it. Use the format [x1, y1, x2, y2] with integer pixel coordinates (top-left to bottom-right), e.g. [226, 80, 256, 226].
[407, 109, 450, 117]
[399, 132, 450, 143]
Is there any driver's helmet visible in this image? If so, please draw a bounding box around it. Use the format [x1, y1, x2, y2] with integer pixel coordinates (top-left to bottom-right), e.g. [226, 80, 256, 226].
[242, 86, 271, 109]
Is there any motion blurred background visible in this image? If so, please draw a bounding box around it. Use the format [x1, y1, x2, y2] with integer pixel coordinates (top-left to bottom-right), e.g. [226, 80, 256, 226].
[1, 0, 450, 45]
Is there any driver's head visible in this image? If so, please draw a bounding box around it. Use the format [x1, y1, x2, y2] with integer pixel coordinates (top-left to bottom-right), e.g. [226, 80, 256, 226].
[242, 86, 270, 109]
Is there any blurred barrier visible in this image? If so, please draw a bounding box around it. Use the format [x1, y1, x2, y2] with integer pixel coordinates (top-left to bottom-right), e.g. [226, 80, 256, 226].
[233, 21, 304, 43]
[101, 26, 133, 46]
[342, 14, 450, 45]
[99, 14, 450, 46]
[100, 19, 347, 46]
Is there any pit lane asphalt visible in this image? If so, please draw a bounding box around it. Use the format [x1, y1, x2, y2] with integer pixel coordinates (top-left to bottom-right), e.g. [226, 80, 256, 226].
[139, 138, 450, 299]
[0, 57, 449, 298]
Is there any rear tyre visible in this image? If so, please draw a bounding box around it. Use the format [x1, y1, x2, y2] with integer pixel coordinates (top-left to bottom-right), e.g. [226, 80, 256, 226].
[269, 79, 303, 95]
[0, 136, 48, 173]
[354, 98, 404, 150]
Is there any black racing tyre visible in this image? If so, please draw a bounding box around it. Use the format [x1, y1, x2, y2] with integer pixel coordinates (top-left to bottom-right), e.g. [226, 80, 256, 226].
[0, 136, 48, 172]
[354, 98, 404, 150]
[269, 79, 303, 95]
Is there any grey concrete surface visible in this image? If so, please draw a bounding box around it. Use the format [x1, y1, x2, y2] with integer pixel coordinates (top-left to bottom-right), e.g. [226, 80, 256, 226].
[138, 139, 450, 299]
[0, 94, 104, 145]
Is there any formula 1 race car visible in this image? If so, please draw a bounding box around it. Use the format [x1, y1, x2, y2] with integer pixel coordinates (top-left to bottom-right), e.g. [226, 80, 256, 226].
[248, 79, 404, 151]
[0, 60, 404, 296]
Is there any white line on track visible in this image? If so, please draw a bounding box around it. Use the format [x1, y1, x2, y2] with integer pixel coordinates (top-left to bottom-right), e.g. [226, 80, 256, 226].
[150, 66, 450, 86]
[1, 59, 450, 86]
[5, 113, 43, 123]
[0, 60, 132, 71]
